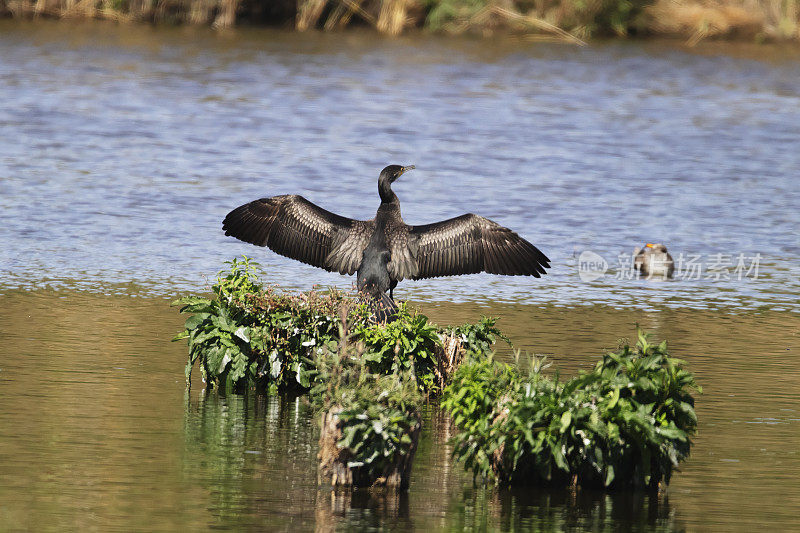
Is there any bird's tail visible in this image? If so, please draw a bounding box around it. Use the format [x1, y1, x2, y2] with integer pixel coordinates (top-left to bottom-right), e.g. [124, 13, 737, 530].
[367, 292, 399, 323]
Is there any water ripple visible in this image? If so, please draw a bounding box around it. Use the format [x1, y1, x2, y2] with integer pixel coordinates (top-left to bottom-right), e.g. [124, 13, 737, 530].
[0, 23, 798, 312]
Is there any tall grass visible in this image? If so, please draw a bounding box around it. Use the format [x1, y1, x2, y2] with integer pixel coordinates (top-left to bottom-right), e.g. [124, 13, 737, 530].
[645, 0, 799, 42]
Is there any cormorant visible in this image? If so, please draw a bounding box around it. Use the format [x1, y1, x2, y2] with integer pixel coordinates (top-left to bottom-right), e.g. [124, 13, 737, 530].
[222, 165, 550, 315]
[634, 243, 674, 279]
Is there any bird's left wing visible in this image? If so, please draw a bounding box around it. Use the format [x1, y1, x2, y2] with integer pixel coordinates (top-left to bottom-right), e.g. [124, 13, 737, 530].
[408, 214, 550, 280]
[222, 195, 374, 275]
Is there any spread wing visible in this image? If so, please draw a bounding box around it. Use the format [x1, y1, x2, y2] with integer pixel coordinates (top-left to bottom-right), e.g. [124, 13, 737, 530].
[409, 214, 549, 280]
[222, 195, 373, 275]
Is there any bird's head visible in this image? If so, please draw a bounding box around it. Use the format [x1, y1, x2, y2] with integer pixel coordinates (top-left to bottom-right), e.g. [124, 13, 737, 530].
[645, 243, 668, 252]
[380, 164, 415, 184]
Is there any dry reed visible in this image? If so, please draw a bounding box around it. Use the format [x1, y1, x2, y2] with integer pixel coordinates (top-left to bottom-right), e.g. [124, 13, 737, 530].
[644, 0, 799, 42]
[4, 0, 243, 26]
[2, 0, 798, 42]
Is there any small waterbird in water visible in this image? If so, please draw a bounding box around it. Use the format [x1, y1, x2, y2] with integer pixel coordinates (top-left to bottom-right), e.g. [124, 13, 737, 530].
[222, 165, 550, 319]
[634, 243, 674, 279]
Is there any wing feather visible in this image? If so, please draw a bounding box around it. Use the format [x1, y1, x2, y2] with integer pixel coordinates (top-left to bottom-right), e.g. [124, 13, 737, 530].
[385, 221, 419, 282]
[222, 195, 373, 275]
[409, 214, 550, 280]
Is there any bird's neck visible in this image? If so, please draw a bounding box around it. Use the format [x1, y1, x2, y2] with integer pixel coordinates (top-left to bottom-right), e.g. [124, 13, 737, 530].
[375, 201, 400, 226]
[378, 179, 398, 204]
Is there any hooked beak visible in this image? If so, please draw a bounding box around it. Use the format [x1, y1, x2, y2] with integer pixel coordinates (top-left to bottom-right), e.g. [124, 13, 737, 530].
[400, 165, 415, 174]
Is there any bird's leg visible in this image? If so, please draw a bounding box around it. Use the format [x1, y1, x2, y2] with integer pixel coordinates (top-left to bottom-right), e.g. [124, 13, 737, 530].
[389, 288, 394, 300]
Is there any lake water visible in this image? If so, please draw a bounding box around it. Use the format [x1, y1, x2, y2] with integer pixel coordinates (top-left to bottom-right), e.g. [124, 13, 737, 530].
[0, 21, 799, 531]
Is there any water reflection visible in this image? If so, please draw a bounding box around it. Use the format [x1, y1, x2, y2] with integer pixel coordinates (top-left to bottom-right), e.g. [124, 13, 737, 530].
[183, 392, 320, 530]
[315, 489, 413, 532]
[183, 392, 681, 532]
[492, 488, 675, 532]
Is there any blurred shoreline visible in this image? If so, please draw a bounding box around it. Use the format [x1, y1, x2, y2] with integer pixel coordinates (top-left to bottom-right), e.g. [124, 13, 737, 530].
[2, 0, 799, 45]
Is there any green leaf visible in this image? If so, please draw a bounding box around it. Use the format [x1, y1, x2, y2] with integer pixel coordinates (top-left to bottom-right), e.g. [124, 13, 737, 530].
[657, 427, 688, 441]
[550, 440, 569, 471]
[211, 314, 235, 332]
[218, 348, 232, 374]
[605, 464, 615, 486]
[234, 326, 250, 343]
[559, 411, 572, 434]
[296, 363, 310, 388]
[184, 313, 210, 330]
[607, 387, 620, 409]
[172, 296, 212, 308]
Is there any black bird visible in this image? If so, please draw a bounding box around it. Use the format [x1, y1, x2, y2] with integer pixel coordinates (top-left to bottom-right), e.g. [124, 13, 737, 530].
[222, 165, 550, 316]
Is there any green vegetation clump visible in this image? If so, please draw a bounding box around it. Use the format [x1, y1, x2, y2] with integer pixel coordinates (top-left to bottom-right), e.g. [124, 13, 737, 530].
[424, 0, 649, 39]
[173, 257, 356, 392]
[313, 337, 423, 487]
[354, 308, 440, 392]
[445, 317, 508, 358]
[173, 257, 501, 394]
[441, 330, 701, 489]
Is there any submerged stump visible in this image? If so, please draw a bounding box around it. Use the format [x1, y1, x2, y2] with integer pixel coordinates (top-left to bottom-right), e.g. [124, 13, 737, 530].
[318, 407, 421, 489]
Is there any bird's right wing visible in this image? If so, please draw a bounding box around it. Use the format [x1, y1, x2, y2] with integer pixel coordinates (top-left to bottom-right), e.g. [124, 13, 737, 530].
[409, 214, 550, 279]
[222, 195, 374, 275]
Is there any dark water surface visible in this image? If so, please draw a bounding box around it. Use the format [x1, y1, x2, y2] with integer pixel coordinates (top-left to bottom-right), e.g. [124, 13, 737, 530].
[1, 21, 799, 531]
